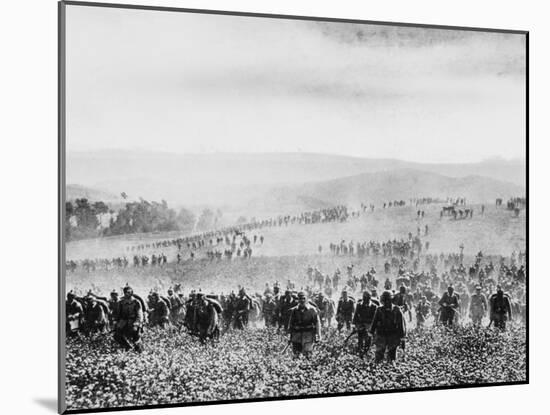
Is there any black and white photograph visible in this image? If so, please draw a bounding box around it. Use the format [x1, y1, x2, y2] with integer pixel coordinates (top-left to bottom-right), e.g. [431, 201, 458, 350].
[59, 1, 527, 413]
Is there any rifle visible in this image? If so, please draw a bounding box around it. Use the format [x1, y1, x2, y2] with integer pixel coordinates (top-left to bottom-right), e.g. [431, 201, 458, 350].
[280, 340, 291, 355]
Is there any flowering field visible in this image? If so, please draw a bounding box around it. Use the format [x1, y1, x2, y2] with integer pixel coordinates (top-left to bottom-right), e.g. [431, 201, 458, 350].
[66, 325, 526, 410]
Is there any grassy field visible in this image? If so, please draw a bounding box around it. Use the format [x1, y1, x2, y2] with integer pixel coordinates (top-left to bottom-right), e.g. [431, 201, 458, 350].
[65, 202, 527, 411]
[66, 203, 525, 296]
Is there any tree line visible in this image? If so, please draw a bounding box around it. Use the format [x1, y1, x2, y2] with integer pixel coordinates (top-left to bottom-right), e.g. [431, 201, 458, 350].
[65, 198, 202, 241]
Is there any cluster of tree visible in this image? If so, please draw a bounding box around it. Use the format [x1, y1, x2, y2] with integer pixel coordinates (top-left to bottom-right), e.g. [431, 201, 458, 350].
[65, 199, 109, 241]
[65, 198, 198, 241]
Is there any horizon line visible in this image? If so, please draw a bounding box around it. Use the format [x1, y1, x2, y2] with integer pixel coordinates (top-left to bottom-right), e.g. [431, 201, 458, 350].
[67, 148, 526, 166]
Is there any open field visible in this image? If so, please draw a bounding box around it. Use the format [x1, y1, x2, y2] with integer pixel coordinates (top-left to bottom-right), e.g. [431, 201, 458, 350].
[65, 201, 527, 411]
[66, 203, 525, 296]
[67, 203, 525, 260]
[66, 325, 526, 410]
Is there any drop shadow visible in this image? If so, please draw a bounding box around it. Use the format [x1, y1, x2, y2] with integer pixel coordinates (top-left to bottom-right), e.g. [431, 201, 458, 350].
[34, 398, 57, 413]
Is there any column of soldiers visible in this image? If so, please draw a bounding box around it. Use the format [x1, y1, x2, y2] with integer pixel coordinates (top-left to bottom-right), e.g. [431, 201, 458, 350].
[66, 247, 522, 360]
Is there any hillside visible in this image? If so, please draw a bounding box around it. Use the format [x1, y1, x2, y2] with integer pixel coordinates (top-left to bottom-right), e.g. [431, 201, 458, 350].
[251, 169, 524, 213]
[66, 184, 121, 202]
[66, 151, 525, 206]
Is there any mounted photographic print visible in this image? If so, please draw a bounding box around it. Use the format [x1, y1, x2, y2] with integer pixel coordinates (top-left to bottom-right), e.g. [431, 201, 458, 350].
[58, 1, 528, 413]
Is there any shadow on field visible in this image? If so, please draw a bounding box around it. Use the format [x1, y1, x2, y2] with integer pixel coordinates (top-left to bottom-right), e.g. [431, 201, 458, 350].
[34, 398, 57, 412]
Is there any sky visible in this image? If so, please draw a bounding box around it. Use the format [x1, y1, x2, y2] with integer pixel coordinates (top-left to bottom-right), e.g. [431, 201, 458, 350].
[65, 5, 526, 163]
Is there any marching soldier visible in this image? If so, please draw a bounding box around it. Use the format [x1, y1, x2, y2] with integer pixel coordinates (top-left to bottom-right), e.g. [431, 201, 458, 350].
[167, 288, 184, 325]
[469, 286, 488, 326]
[370, 291, 406, 363]
[66, 292, 84, 337]
[415, 295, 431, 328]
[149, 292, 170, 328]
[113, 286, 144, 352]
[287, 292, 321, 358]
[353, 291, 379, 358]
[336, 290, 355, 331]
[489, 287, 513, 329]
[438, 286, 460, 326]
[262, 293, 278, 327]
[196, 293, 219, 343]
[314, 292, 332, 327]
[234, 288, 251, 329]
[393, 285, 412, 322]
[84, 295, 108, 334]
[108, 290, 119, 326]
[278, 289, 297, 330]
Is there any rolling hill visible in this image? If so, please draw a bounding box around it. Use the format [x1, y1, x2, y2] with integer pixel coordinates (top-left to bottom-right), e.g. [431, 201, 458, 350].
[66, 184, 122, 202]
[243, 169, 524, 216]
[66, 151, 525, 207]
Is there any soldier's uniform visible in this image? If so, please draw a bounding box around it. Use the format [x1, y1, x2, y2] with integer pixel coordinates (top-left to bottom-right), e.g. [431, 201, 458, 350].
[489, 290, 512, 329]
[278, 293, 297, 330]
[113, 289, 144, 352]
[438, 289, 460, 326]
[314, 294, 332, 327]
[288, 295, 321, 358]
[370, 292, 406, 363]
[415, 298, 431, 327]
[336, 295, 355, 331]
[469, 289, 488, 326]
[66, 294, 84, 336]
[353, 296, 379, 357]
[262, 295, 278, 327]
[168, 292, 184, 325]
[393, 286, 412, 322]
[234, 293, 251, 329]
[150, 295, 170, 328]
[196, 296, 218, 343]
[85, 298, 108, 334]
[108, 292, 119, 326]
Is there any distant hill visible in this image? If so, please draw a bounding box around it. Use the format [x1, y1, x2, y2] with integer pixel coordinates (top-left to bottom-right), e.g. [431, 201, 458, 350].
[260, 169, 525, 210]
[66, 184, 121, 202]
[66, 150, 525, 207]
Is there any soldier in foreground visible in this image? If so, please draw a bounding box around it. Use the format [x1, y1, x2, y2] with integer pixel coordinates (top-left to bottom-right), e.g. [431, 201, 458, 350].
[438, 286, 460, 326]
[113, 286, 144, 352]
[66, 292, 84, 337]
[278, 289, 297, 331]
[393, 285, 412, 322]
[262, 293, 278, 327]
[167, 288, 185, 325]
[195, 293, 220, 343]
[353, 291, 379, 358]
[370, 291, 406, 363]
[415, 295, 431, 328]
[234, 288, 251, 329]
[149, 292, 170, 328]
[336, 290, 355, 331]
[288, 291, 321, 358]
[469, 286, 488, 326]
[489, 287, 513, 329]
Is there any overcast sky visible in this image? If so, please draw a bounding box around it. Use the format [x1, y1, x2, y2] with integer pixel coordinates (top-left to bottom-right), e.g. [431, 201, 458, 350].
[65, 5, 526, 163]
